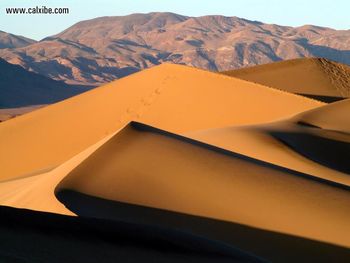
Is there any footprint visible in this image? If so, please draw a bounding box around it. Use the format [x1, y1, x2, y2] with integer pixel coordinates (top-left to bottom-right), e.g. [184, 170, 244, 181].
[155, 88, 162, 94]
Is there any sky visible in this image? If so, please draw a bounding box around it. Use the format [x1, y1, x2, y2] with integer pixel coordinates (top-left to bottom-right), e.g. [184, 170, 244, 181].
[1, 0, 350, 40]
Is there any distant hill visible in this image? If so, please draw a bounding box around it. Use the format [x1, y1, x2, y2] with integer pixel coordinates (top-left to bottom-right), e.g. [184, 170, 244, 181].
[0, 58, 90, 108]
[1, 13, 350, 86]
[0, 30, 36, 49]
[223, 58, 350, 102]
[0, 105, 45, 122]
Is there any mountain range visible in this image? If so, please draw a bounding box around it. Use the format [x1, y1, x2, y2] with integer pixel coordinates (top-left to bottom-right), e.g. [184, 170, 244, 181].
[1, 12, 350, 86]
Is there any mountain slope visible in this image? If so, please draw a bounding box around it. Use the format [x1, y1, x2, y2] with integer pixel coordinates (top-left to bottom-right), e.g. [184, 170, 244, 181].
[0, 30, 36, 49]
[223, 58, 350, 102]
[0, 58, 90, 108]
[2, 13, 350, 85]
[0, 105, 45, 122]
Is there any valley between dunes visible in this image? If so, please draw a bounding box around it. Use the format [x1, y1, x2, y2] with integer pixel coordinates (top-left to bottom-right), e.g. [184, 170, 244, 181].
[0, 58, 349, 262]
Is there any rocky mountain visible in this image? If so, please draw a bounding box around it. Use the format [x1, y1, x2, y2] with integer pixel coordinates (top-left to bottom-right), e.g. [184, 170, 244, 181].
[0, 58, 89, 108]
[1, 12, 350, 85]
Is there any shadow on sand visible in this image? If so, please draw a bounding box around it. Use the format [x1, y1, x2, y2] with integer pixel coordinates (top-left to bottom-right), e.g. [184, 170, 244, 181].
[56, 190, 350, 263]
[0, 205, 263, 263]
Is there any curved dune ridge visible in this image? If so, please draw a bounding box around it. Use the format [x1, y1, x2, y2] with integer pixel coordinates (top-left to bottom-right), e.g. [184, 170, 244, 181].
[55, 122, 350, 249]
[223, 57, 350, 102]
[0, 60, 349, 262]
[0, 63, 322, 181]
[271, 99, 350, 175]
[186, 99, 350, 186]
[294, 98, 350, 133]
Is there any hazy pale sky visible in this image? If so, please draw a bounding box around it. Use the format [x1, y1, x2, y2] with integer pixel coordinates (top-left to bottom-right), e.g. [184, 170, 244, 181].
[1, 0, 349, 40]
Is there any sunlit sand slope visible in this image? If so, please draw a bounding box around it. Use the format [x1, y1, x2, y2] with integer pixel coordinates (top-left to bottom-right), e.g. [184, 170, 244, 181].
[223, 58, 350, 102]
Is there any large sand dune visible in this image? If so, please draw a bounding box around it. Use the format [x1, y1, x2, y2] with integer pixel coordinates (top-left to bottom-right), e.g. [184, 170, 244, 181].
[0, 63, 322, 181]
[55, 122, 350, 249]
[0, 60, 349, 262]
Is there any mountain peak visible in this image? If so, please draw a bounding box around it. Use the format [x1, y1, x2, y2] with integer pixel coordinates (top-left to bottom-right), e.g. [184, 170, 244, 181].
[0, 31, 36, 49]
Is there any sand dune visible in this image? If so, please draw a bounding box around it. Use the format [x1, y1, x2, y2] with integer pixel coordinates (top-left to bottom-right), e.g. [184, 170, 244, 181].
[223, 58, 350, 102]
[56, 122, 350, 249]
[0, 63, 322, 181]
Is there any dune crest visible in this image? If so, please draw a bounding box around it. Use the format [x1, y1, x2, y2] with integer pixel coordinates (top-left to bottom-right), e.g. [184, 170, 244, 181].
[294, 98, 350, 132]
[223, 58, 350, 102]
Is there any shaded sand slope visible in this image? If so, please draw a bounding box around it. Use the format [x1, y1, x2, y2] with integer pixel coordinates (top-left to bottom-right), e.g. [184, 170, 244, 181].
[223, 58, 350, 102]
[272, 99, 350, 175]
[188, 125, 350, 187]
[187, 99, 350, 186]
[57, 191, 350, 263]
[0, 206, 259, 263]
[295, 98, 350, 132]
[0, 64, 323, 181]
[56, 122, 350, 249]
